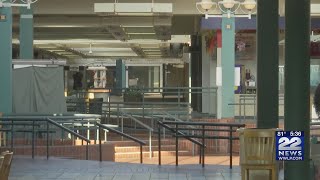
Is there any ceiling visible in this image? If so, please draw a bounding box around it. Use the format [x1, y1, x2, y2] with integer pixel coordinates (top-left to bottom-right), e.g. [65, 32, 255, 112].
[10, 0, 320, 62]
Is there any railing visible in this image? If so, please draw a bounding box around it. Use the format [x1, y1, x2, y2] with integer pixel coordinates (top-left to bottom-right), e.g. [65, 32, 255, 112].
[157, 121, 206, 166]
[0, 116, 91, 160]
[159, 121, 245, 169]
[229, 94, 285, 121]
[67, 86, 217, 117]
[95, 122, 146, 163]
[120, 111, 153, 158]
[67, 101, 192, 120]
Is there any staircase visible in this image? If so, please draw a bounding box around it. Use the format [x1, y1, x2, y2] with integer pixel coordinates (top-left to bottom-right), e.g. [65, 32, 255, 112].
[113, 138, 194, 161]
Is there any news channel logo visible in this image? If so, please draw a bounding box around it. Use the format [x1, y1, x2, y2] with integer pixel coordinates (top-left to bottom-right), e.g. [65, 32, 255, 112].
[276, 131, 304, 161]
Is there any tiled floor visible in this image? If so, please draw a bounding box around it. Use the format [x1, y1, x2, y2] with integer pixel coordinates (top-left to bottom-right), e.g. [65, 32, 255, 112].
[9, 156, 284, 180]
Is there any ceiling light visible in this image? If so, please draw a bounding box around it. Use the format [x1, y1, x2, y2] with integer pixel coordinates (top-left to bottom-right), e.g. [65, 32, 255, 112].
[196, 0, 256, 19]
[196, 0, 217, 14]
[242, 0, 256, 10]
[219, 0, 237, 9]
[200, 0, 215, 10]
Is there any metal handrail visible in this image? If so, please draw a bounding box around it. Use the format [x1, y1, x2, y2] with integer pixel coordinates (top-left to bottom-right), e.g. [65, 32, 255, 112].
[46, 118, 90, 143]
[0, 116, 92, 160]
[95, 122, 146, 163]
[157, 120, 206, 167]
[162, 121, 246, 127]
[121, 112, 153, 131]
[121, 112, 154, 158]
[157, 121, 205, 147]
[159, 120, 245, 169]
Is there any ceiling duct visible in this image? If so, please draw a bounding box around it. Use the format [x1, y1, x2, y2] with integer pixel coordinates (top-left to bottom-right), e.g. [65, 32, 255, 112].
[107, 25, 129, 41]
[153, 16, 172, 40]
[130, 43, 145, 57]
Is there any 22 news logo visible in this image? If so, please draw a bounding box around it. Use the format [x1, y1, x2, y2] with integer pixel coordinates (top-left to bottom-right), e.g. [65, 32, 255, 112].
[276, 131, 304, 161]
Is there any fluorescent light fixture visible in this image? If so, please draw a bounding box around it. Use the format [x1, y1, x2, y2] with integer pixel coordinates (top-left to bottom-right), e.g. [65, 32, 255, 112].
[122, 25, 153, 28]
[39, 25, 88, 28]
[94, 3, 172, 14]
[49, 50, 66, 52]
[127, 32, 156, 35]
[12, 60, 67, 65]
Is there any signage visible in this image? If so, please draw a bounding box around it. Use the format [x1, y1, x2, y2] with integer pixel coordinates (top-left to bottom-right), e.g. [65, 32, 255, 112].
[276, 131, 304, 161]
[0, 15, 6, 21]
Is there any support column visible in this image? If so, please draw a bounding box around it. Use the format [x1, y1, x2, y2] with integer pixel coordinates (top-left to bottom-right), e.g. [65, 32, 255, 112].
[0, 6, 13, 113]
[116, 59, 126, 94]
[256, 0, 279, 128]
[191, 35, 202, 112]
[19, 6, 33, 59]
[202, 35, 216, 115]
[284, 0, 310, 179]
[217, 16, 235, 119]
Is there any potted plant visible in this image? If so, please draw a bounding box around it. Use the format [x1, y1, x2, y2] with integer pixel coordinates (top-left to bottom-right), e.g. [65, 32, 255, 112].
[123, 87, 143, 102]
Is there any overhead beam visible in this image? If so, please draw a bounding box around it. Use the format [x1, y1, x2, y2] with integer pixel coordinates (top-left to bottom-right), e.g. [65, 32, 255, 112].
[52, 44, 88, 58]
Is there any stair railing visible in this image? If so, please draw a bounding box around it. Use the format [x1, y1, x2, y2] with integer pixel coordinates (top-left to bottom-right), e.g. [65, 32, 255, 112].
[95, 122, 147, 163]
[157, 120, 206, 166]
[120, 111, 154, 158]
[0, 116, 91, 160]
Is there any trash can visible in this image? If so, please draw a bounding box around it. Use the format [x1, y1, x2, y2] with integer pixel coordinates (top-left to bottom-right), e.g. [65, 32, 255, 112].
[237, 128, 279, 180]
[89, 98, 103, 115]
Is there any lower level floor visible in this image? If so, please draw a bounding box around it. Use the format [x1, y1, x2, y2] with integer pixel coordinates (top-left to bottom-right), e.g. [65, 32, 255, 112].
[9, 156, 285, 180]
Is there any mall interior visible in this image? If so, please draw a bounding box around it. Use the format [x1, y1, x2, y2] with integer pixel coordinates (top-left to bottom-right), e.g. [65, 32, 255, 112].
[0, 0, 318, 179]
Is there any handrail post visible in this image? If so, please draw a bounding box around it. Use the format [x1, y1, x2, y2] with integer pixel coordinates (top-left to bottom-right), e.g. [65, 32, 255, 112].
[149, 130, 152, 158]
[202, 125, 205, 167]
[11, 119, 13, 151]
[86, 141, 89, 160]
[178, 87, 181, 107]
[142, 90, 145, 119]
[199, 147, 202, 164]
[175, 124, 178, 166]
[108, 101, 111, 121]
[229, 126, 233, 169]
[47, 120, 49, 160]
[32, 120, 35, 159]
[121, 116, 124, 141]
[117, 104, 120, 124]
[158, 122, 161, 165]
[99, 126, 102, 162]
[163, 116, 166, 139]
[140, 144, 143, 164]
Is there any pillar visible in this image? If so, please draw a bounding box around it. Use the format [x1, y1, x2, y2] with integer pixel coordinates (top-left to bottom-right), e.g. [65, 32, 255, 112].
[202, 35, 216, 115]
[284, 0, 310, 179]
[116, 59, 126, 94]
[190, 35, 202, 112]
[217, 16, 235, 119]
[19, 6, 33, 59]
[256, 0, 279, 128]
[0, 6, 12, 113]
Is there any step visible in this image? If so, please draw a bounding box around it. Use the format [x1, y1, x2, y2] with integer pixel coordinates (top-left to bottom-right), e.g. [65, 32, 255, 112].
[115, 150, 191, 159]
[115, 145, 185, 153]
[111, 139, 191, 147]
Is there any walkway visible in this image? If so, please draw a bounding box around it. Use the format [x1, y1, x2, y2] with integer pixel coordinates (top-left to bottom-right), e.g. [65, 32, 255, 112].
[9, 156, 284, 180]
